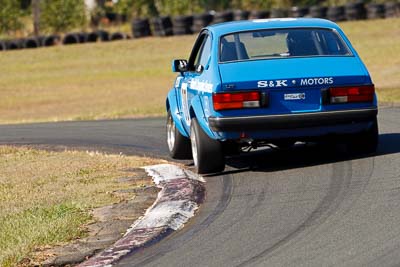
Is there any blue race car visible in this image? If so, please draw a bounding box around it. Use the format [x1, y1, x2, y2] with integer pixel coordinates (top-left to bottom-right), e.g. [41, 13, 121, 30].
[166, 18, 378, 174]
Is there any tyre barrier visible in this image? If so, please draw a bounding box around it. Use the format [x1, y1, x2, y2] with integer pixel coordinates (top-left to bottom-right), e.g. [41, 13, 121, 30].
[2, 3, 399, 53]
[367, 3, 385, 19]
[249, 10, 269, 19]
[0, 40, 6, 51]
[212, 11, 233, 24]
[385, 2, 400, 18]
[78, 32, 89, 43]
[327, 6, 346, 21]
[6, 39, 22, 50]
[96, 30, 110, 41]
[132, 18, 152, 38]
[270, 8, 289, 18]
[87, 32, 99, 43]
[151, 16, 173, 37]
[309, 6, 328, 19]
[192, 13, 213, 33]
[22, 37, 40, 49]
[290, 6, 309, 17]
[345, 2, 367, 20]
[173, 15, 193, 35]
[41, 35, 61, 46]
[63, 33, 81, 45]
[233, 10, 250, 21]
[110, 32, 127, 41]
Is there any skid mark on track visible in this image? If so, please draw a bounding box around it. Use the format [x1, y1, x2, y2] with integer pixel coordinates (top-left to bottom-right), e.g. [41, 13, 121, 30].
[237, 160, 354, 266]
[204, 176, 267, 241]
[239, 155, 376, 267]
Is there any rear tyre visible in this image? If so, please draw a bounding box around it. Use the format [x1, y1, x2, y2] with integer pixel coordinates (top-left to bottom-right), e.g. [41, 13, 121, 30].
[190, 118, 225, 174]
[166, 111, 192, 159]
[348, 118, 379, 154]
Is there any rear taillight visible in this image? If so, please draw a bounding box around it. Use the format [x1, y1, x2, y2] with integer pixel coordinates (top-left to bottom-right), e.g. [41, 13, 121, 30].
[213, 91, 260, 111]
[329, 85, 375, 104]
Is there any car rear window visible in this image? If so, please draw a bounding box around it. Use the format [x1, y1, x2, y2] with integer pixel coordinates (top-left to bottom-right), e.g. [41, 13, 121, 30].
[219, 28, 352, 62]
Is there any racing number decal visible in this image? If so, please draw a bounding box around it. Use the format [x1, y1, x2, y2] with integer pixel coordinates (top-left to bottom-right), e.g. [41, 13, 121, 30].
[181, 82, 190, 125]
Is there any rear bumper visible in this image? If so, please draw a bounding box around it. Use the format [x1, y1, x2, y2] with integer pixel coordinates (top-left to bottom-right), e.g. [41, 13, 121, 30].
[208, 108, 378, 132]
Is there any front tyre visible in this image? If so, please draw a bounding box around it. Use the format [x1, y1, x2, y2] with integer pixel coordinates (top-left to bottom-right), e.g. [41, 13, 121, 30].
[166, 111, 192, 159]
[190, 118, 225, 174]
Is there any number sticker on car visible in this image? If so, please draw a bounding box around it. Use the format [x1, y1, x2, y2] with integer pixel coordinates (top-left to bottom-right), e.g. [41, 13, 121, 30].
[181, 82, 190, 125]
[284, 93, 306, 100]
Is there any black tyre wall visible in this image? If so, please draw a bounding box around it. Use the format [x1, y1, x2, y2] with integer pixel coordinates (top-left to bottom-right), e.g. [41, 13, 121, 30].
[110, 32, 126, 41]
[151, 16, 173, 36]
[23, 37, 40, 49]
[87, 32, 99, 42]
[192, 13, 213, 33]
[385, 2, 400, 18]
[42, 35, 60, 46]
[63, 33, 80, 45]
[78, 32, 88, 43]
[173, 15, 193, 35]
[327, 6, 346, 21]
[249, 10, 269, 19]
[233, 10, 250, 21]
[0, 40, 6, 51]
[6, 39, 22, 50]
[96, 30, 110, 41]
[367, 4, 385, 19]
[345, 2, 366, 20]
[270, 8, 289, 18]
[290, 6, 309, 17]
[132, 18, 152, 38]
[309, 6, 328, 18]
[212, 11, 233, 24]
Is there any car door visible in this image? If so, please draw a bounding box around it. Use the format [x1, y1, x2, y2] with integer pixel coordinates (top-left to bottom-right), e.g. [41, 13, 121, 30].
[179, 31, 212, 132]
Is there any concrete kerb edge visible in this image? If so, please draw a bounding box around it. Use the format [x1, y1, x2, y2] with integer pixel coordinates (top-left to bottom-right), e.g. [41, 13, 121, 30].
[78, 164, 205, 267]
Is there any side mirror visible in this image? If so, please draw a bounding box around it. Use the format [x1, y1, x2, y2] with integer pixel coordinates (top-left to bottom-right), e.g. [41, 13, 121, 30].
[172, 59, 188, 73]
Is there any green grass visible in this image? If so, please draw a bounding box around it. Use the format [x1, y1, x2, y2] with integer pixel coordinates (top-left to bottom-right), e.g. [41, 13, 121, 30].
[0, 204, 89, 267]
[0, 18, 399, 124]
[0, 146, 162, 267]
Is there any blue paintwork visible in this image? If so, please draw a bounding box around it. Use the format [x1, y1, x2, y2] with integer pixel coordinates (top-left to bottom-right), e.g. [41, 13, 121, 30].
[166, 18, 377, 142]
[166, 88, 188, 136]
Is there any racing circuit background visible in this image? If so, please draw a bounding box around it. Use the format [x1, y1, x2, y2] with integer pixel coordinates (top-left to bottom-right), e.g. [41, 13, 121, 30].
[0, 0, 400, 266]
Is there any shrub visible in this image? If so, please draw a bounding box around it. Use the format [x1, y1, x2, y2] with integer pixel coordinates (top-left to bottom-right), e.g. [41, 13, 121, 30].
[40, 0, 87, 33]
[0, 0, 24, 35]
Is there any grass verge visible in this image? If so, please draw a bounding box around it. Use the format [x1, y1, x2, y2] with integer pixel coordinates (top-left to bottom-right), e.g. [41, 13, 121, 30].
[0, 146, 163, 267]
[0, 18, 399, 124]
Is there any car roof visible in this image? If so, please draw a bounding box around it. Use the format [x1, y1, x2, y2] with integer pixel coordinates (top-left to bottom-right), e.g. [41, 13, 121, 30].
[206, 18, 341, 36]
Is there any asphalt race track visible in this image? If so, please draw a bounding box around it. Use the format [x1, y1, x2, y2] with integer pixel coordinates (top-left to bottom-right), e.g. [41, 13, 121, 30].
[1, 106, 400, 267]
